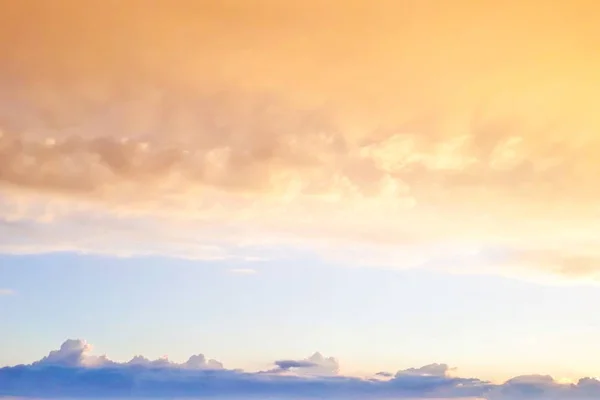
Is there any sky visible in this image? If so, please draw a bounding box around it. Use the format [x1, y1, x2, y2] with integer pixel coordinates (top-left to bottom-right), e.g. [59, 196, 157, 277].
[2, 1, 600, 399]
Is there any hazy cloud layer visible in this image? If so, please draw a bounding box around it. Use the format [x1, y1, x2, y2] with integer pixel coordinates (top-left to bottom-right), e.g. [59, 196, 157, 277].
[2, 0, 600, 282]
[2, 339, 600, 399]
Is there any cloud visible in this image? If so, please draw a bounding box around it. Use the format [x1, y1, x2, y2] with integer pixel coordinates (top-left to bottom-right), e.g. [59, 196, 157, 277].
[5, 339, 600, 399]
[271, 352, 340, 376]
[485, 375, 577, 400]
[397, 363, 455, 377]
[34, 339, 95, 367]
[274, 360, 317, 370]
[124, 354, 224, 370]
[183, 354, 224, 370]
[0, 339, 486, 398]
[30, 339, 223, 371]
[2, 0, 600, 283]
[0, 289, 15, 296]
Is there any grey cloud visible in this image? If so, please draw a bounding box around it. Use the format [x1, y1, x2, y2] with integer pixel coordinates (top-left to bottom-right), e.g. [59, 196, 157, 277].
[396, 363, 453, 377]
[274, 360, 319, 370]
[271, 352, 339, 376]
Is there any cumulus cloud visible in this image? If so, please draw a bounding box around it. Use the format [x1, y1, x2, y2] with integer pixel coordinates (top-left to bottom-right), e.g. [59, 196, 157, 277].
[1, 0, 600, 283]
[30, 339, 223, 371]
[1, 339, 485, 398]
[4, 339, 600, 399]
[184, 354, 224, 370]
[34, 339, 97, 367]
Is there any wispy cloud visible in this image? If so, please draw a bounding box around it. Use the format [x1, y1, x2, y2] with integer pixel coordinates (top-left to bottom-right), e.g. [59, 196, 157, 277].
[0, 289, 15, 296]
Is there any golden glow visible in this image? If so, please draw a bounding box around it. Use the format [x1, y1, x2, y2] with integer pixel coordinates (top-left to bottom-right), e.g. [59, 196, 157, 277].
[2, 0, 600, 281]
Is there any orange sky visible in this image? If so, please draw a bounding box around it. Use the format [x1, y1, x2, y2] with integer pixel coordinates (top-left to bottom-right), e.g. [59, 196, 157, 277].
[2, 0, 600, 282]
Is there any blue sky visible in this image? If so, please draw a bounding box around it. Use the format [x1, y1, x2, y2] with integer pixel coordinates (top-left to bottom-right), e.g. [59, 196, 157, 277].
[3, 251, 600, 384]
[4, 252, 600, 399]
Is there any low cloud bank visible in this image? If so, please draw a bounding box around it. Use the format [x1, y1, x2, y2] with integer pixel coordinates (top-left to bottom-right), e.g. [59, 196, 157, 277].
[1, 340, 600, 399]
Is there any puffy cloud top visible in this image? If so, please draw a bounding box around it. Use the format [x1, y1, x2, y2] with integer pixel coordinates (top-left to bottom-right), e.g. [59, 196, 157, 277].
[1, 339, 600, 399]
[31, 339, 225, 371]
[34, 339, 98, 367]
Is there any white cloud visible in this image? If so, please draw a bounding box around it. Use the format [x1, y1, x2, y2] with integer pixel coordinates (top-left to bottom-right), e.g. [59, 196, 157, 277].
[34, 339, 223, 370]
